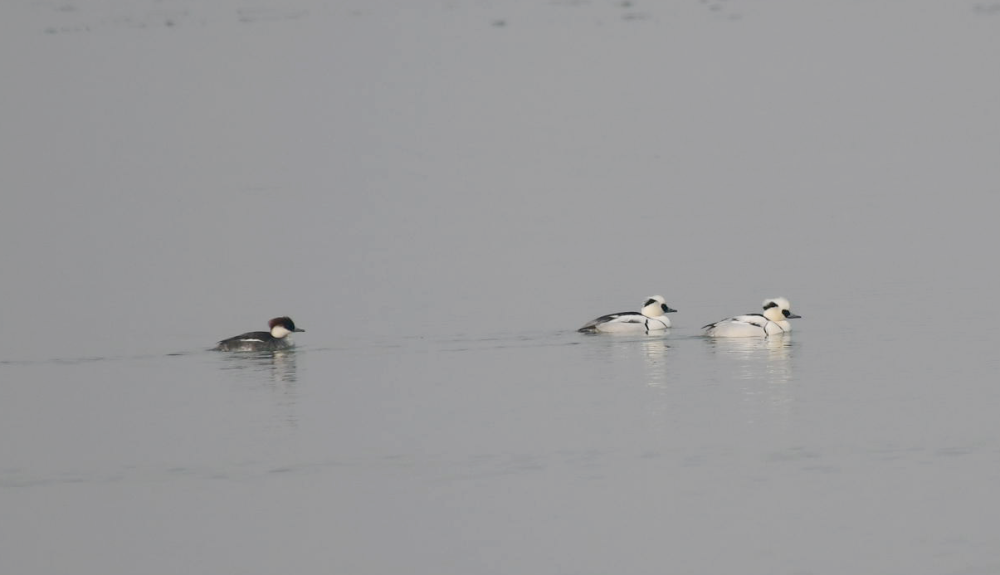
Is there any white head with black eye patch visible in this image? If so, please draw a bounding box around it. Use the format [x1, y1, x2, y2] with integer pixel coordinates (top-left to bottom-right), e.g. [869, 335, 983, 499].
[761, 297, 801, 322]
[641, 295, 678, 318]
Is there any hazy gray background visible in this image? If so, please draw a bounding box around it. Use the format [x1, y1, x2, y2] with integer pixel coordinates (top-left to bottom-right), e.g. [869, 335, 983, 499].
[2, 1, 999, 574]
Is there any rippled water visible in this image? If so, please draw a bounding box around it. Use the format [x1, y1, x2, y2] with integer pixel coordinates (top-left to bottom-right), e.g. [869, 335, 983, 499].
[3, 1, 1000, 574]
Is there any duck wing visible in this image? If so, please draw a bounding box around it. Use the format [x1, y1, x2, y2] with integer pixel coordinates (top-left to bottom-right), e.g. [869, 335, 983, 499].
[578, 312, 643, 332]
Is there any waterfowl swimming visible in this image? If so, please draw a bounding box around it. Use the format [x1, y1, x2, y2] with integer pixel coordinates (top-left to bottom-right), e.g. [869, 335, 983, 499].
[579, 295, 677, 334]
[214, 316, 305, 351]
[703, 297, 800, 337]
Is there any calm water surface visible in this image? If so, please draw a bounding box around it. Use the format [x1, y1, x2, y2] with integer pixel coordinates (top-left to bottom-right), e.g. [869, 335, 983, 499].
[2, 1, 1000, 574]
[5, 319, 999, 574]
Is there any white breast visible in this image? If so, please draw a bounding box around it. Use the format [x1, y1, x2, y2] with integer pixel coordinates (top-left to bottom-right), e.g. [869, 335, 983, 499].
[705, 316, 790, 337]
[588, 314, 670, 333]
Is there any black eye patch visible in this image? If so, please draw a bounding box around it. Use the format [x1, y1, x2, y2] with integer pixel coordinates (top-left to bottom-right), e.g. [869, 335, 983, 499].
[782, 309, 791, 318]
[644, 299, 657, 307]
[763, 302, 778, 310]
[661, 304, 669, 312]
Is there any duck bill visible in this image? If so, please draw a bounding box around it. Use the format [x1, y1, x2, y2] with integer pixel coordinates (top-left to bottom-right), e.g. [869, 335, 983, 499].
[294, 328, 306, 332]
[786, 313, 801, 319]
[665, 307, 678, 313]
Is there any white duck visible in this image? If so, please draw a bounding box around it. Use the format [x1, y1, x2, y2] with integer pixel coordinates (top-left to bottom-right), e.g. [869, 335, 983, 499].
[579, 295, 677, 334]
[703, 297, 801, 337]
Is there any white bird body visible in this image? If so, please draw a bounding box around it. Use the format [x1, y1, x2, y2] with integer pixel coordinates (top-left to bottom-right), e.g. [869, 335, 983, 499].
[579, 295, 677, 334]
[703, 297, 800, 338]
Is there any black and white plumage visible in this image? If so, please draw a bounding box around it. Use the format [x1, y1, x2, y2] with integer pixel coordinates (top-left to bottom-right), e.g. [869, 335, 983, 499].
[214, 316, 305, 351]
[703, 297, 801, 337]
[578, 295, 678, 334]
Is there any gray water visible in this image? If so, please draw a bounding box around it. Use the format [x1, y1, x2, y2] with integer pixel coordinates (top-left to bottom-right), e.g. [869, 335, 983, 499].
[3, 1, 1000, 574]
